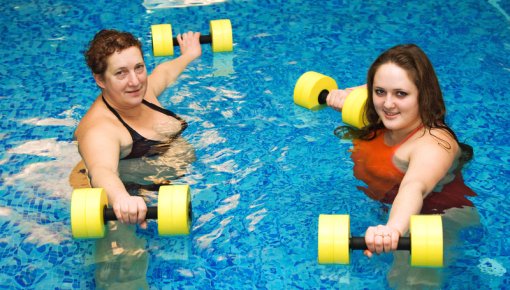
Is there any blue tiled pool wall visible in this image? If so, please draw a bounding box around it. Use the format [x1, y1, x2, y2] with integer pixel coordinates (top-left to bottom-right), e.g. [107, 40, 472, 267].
[1, 0, 509, 288]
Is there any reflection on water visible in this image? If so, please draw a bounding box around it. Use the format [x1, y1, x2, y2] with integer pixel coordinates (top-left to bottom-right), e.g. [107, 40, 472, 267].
[95, 222, 149, 290]
[142, 0, 226, 10]
[195, 194, 239, 249]
[213, 54, 235, 77]
[1, 139, 80, 246]
[5, 139, 81, 198]
[388, 207, 481, 288]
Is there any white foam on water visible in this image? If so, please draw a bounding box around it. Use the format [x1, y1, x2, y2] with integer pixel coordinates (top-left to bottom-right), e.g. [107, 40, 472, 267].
[478, 258, 507, 277]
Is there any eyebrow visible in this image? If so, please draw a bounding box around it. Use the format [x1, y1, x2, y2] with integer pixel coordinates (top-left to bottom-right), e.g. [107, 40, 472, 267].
[374, 86, 408, 91]
[112, 62, 144, 71]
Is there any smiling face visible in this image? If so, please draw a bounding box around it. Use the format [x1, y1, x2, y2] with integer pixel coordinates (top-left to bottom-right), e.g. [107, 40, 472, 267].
[94, 46, 148, 108]
[372, 63, 422, 134]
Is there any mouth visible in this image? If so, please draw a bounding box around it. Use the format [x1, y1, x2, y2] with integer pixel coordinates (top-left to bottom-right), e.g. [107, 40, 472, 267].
[383, 110, 399, 118]
[125, 87, 143, 94]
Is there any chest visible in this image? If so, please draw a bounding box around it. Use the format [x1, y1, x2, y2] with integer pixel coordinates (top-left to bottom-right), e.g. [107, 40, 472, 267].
[117, 105, 183, 148]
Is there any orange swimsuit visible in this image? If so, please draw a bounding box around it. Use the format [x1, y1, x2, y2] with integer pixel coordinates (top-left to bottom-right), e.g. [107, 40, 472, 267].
[350, 127, 475, 214]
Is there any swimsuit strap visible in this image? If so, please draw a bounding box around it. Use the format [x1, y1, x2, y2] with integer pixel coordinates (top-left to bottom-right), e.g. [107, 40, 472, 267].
[142, 99, 181, 119]
[101, 95, 142, 139]
[393, 124, 424, 148]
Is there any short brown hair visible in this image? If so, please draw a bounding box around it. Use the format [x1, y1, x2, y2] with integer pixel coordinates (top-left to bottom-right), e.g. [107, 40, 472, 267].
[84, 29, 142, 75]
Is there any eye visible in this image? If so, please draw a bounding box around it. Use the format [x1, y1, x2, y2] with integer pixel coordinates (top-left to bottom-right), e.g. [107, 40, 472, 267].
[114, 69, 127, 79]
[135, 64, 145, 73]
[396, 91, 408, 97]
[374, 88, 385, 96]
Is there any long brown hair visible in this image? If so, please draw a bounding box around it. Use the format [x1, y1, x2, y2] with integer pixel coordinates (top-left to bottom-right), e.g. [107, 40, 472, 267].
[337, 44, 458, 146]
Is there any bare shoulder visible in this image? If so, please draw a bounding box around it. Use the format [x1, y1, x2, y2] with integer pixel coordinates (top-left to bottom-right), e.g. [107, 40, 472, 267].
[74, 99, 121, 143]
[414, 127, 460, 159]
[426, 127, 459, 151]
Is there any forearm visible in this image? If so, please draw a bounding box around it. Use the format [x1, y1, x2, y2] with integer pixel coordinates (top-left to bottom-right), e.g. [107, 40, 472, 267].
[88, 166, 129, 205]
[149, 53, 198, 96]
[162, 53, 196, 81]
[386, 182, 425, 235]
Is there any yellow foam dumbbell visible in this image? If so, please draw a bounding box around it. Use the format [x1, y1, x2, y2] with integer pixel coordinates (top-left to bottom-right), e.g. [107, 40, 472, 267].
[71, 185, 192, 239]
[151, 19, 233, 56]
[318, 214, 443, 267]
[293, 71, 368, 129]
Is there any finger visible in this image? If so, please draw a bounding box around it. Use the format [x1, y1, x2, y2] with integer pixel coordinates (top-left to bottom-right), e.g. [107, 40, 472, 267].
[391, 231, 399, 250]
[137, 203, 147, 225]
[183, 31, 193, 41]
[365, 227, 376, 253]
[120, 202, 131, 224]
[364, 249, 373, 258]
[140, 220, 148, 230]
[113, 204, 123, 224]
[128, 204, 138, 224]
[326, 92, 334, 106]
[383, 234, 392, 253]
[176, 34, 183, 45]
[374, 235, 384, 254]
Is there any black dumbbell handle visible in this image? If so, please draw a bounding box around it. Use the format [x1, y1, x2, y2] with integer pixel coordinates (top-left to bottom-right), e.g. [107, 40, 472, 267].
[318, 90, 329, 105]
[172, 35, 212, 46]
[103, 206, 158, 222]
[102, 203, 193, 224]
[351, 237, 411, 251]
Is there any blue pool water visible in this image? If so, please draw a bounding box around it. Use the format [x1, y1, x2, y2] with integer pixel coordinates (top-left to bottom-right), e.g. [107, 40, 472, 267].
[1, 0, 509, 288]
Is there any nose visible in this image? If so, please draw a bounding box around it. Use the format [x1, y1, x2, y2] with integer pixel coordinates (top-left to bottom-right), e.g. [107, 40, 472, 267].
[127, 70, 140, 86]
[383, 94, 395, 109]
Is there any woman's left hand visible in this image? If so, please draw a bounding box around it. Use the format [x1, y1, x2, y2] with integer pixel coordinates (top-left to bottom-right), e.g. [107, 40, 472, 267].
[176, 31, 202, 60]
[364, 224, 401, 258]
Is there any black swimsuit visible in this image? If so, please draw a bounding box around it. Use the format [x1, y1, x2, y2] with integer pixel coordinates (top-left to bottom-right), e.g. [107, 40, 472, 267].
[102, 95, 188, 159]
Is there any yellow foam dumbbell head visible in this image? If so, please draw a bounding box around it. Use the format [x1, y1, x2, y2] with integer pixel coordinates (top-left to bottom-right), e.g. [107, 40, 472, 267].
[151, 24, 174, 56]
[158, 185, 191, 236]
[210, 19, 233, 53]
[342, 86, 368, 129]
[71, 188, 108, 239]
[410, 215, 443, 267]
[294, 71, 338, 110]
[318, 214, 350, 264]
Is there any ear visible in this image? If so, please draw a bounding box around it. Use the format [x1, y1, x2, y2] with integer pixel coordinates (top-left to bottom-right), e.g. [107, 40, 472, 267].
[93, 73, 106, 89]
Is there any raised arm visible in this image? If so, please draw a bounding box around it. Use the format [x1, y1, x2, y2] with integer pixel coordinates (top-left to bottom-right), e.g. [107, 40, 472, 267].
[76, 123, 148, 228]
[148, 31, 202, 98]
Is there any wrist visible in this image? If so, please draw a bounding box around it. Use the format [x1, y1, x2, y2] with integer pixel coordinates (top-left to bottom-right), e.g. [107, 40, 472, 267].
[386, 222, 405, 236]
[107, 190, 130, 206]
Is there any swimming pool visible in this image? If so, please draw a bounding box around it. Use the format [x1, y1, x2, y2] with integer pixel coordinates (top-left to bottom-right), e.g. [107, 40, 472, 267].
[1, 0, 509, 288]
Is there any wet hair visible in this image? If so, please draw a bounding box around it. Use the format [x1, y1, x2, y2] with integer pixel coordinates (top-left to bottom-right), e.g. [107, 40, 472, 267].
[84, 29, 142, 75]
[334, 44, 473, 162]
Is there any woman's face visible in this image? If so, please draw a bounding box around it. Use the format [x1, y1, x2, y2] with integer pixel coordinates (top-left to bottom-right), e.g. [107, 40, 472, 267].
[372, 63, 421, 132]
[95, 46, 148, 107]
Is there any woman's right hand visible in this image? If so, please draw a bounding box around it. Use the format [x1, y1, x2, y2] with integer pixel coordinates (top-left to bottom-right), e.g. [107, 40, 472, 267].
[111, 195, 148, 229]
[363, 224, 401, 258]
[326, 88, 352, 111]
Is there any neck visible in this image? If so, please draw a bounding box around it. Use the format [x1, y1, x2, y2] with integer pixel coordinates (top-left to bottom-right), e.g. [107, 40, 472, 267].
[102, 93, 143, 118]
[385, 121, 424, 145]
